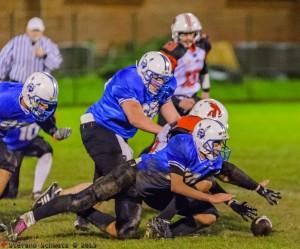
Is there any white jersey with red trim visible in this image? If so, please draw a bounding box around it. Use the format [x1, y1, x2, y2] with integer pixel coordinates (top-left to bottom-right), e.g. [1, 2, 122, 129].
[174, 47, 206, 97]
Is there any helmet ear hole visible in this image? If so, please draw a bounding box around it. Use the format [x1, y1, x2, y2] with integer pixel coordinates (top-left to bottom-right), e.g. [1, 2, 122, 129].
[22, 72, 58, 121]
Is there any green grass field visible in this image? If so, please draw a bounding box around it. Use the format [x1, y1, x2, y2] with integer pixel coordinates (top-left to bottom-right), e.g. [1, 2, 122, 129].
[1, 102, 300, 249]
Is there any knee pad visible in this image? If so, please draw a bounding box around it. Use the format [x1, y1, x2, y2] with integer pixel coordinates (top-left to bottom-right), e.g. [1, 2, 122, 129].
[35, 139, 53, 157]
[0, 150, 18, 174]
[93, 160, 137, 201]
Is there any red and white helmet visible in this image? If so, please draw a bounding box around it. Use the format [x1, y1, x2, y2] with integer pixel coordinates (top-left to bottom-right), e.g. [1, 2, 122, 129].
[192, 119, 230, 161]
[189, 99, 228, 128]
[171, 13, 202, 42]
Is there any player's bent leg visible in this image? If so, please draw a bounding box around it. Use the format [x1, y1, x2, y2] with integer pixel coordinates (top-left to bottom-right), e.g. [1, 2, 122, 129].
[194, 179, 213, 193]
[0, 143, 18, 197]
[115, 192, 142, 239]
[92, 159, 137, 201]
[0, 169, 12, 197]
[170, 196, 219, 237]
[60, 182, 92, 195]
[8, 160, 137, 240]
[193, 213, 217, 225]
[79, 208, 116, 236]
[170, 214, 217, 237]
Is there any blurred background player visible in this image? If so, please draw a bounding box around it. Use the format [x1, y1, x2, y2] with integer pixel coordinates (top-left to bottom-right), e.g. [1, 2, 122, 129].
[0, 72, 71, 199]
[0, 17, 62, 83]
[75, 51, 180, 237]
[158, 12, 212, 125]
[1, 123, 53, 200]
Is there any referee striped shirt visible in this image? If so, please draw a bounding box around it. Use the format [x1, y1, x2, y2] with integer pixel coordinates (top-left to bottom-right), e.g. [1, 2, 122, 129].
[0, 34, 62, 83]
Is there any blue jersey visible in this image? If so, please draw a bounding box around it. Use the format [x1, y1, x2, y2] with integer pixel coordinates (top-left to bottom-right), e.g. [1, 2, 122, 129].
[0, 82, 35, 137]
[3, 123, 40, 150]
[87, 65, 177, 139]
[138, 134, 223, 186]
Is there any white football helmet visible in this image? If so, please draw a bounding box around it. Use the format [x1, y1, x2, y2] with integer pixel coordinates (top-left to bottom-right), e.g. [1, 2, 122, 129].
[192, 119, 230, 161]
[22, 72, 58, 121]
[171, 13, 202, 42]
[137, 51, 172, 95]
[189, 99, 228, 128]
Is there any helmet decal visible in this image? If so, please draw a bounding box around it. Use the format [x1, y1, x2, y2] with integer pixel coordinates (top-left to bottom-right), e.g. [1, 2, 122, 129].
[27, 82, 35, 93]
[207, 102, 222, 118]
[184, 13, 192, 28]
[22, 72, 58, 122]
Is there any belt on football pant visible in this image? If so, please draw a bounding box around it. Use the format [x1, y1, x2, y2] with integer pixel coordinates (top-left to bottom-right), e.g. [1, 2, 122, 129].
[80, 113, 96, 128]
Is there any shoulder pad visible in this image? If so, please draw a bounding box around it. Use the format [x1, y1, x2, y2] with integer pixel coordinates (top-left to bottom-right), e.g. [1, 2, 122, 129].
[196, 37, 212, 53]
[161, 41, 187, 60]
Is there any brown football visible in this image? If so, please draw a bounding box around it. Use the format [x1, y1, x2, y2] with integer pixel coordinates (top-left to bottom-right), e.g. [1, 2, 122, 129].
[251, 216, 272, 236]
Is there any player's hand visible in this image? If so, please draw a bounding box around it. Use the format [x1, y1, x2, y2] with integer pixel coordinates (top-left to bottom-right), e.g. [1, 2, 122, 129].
[256, 185, 281, 205]
[179, 98, 195, 111]
[228, 199, 257, 222]
[35, 47, 46, 57]
[208, 193, 233, 204]
[53, 127, 72, 141]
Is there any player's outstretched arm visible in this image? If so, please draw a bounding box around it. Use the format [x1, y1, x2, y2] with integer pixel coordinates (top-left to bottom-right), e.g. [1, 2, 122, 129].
[170, 173, 233, 204]
[217, 161, 281, 205]
[209, 181, 257, 221]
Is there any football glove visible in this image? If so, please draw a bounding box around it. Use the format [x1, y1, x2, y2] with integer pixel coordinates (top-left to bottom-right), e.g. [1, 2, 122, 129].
[228, 199, 258, 222]
[53, 127, 72, 141]
[256, 185, 281, 205]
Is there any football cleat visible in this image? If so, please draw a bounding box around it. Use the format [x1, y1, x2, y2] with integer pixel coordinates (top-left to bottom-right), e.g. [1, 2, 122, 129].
[32, 182, 62, 209]
[7, 218, 28, 241]
[74, 216, 90, 232]
[144, 217, 173, 239]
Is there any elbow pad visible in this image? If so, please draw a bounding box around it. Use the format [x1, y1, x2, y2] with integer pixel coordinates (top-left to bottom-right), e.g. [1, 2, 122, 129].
[219, 161, 258, 190]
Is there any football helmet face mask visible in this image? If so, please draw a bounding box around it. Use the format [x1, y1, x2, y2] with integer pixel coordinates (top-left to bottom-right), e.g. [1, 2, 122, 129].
[137, 51, 172, 95]
[171, 13, 202, 45]
[189, 98, 229, 129]
[192, 119, 230, 161]
[22, 72, 58, 122]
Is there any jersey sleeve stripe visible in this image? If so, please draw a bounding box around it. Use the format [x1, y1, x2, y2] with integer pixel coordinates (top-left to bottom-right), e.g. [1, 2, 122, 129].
[168, 160, 185, 171]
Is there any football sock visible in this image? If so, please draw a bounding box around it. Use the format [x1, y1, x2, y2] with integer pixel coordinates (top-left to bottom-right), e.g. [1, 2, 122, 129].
[170, 217, 207, 236]
[33, 153, 52, 193]
[79, 208, 115, 231]
[33, 195, 74, 221]
[157, 197, 178, 221]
